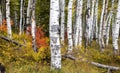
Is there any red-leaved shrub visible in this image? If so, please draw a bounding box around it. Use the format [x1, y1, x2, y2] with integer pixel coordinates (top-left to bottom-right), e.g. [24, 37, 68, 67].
[26, 26, 49, 49]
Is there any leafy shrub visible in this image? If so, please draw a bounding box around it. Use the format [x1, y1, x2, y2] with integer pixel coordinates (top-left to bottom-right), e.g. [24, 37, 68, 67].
[26, 26, 49, 48]
[0, 19, 14, 34]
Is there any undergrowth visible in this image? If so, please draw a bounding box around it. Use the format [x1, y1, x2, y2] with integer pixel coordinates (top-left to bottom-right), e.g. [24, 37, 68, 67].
[0, 31, 120, 73]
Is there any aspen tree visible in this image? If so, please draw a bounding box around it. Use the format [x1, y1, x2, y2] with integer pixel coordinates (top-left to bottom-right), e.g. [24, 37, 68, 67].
[19, 0, 23, 35]
[0, 7, 2, 25]
[85, 0, 91, 47]
[112, 0, 120, 54]
[106, 0, 114, 45]
[26, 0, 32, 25]
[99, 0, 106, 50]
[67, 0, 73, 52]
[74, 0, 83, 47]
[50, 0, 61, 69]
[6, 0, 12, 38]
[60, 0, 65, 43]
[31, 0, 37, 52]
[95, 0, 99, 41]
[90, 0, 95, 43]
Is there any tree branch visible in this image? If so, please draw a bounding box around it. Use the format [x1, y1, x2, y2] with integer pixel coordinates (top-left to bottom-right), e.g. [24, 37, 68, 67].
[62, 54, 120, 70]
[91, 62, 120, 70]
[0, 35, 25, 47]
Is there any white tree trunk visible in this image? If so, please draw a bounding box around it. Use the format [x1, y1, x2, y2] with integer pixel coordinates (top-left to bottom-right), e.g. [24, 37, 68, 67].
[78, 0, 83, 46]
[74, 0, 83, 47]
[112, 0, 120, 53]
[103, 0, 109, 38]
[85, 0, 91, 47]
[31, 0, 37, 52]
[95, 0, 99, 41]
[112, 15, 116, 43]
[50, 0, 61, 69]
[90, 0, 95, 42]
[60, 0, 65, 43]
[6, 0, 12, 38]
[0, 7, 2, 25]
[99, 0, 105, 50]
[106, 0, 114, 45]
[67, 0, 73, 52]
[26, 0, 32, 25]
[19, 0, 23, 35]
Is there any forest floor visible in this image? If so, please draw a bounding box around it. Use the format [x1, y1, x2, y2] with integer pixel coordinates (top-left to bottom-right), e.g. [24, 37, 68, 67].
[0, 32, 120, 73]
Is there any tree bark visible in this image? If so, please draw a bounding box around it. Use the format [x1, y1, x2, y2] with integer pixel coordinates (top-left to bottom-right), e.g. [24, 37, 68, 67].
[95, 0, 99, 42]
[26, 0, 32, 25]
[50, 0, 61, 69]
[74, 0, 83, 47]
[19, 0, 23, 35]
[6, 0, 12, 38]
[85, 0, 91, 47]
[90, 0, 95, 43]
[60, 0, 65, 44]
[67, 0, 73, 52]
[112, 0, 120, 54]
[106, 0, 114, 46]
[31, 0, 37, 52]
[103, 0, 109, 38]
[99, 0, 106, 50]
[0, 7, 2, 25]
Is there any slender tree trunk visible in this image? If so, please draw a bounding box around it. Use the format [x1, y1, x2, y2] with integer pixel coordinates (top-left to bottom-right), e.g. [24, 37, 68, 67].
[106, 0, 114, 45]
[19, 0, 23, 35]
[0, 7, 2, 25]
[67, 0, 73, 52]
[31, 0, 37, 52]
[50, 0, 61, 69]
[78, 0, 83, 46]
[102, 0, 109, 47]
[74, 0, 83, 47]
[112, 0, 120, 54]
[99, 0, 105, 50]
[85, 0, 91, 47]
[26, 0, 32, 25]
[60, 0, 65, 44]
[95, 0, 99, 42]
[6, 0, 12, 38]
[90, 0, 95, 43]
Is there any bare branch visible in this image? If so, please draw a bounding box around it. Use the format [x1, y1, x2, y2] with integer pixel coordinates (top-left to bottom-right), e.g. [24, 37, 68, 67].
[62, 54, 120, 70]
[0, 35, 25, 47]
